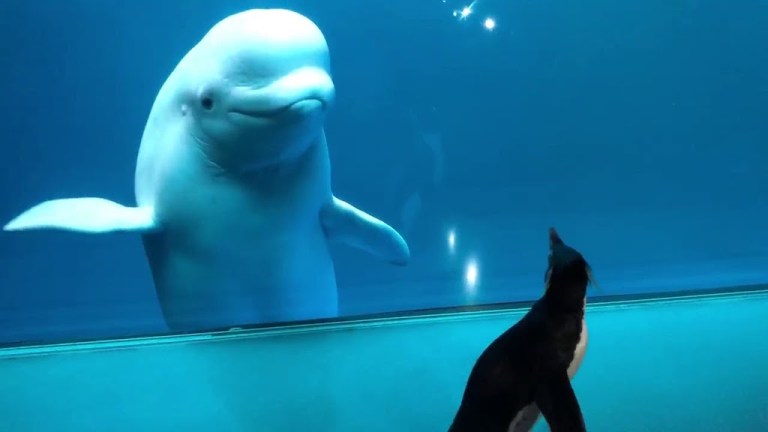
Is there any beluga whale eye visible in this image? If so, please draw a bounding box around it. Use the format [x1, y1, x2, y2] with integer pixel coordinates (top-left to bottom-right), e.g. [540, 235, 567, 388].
[197, 85, 217, 111]
[201, 95, 214, 110]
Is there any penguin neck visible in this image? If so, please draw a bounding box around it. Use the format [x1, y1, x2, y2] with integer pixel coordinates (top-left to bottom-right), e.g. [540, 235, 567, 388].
[540, 289, 587, 315]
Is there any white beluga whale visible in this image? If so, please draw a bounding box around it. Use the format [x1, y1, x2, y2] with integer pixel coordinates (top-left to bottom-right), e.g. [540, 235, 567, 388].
[3, 9, 410, 331]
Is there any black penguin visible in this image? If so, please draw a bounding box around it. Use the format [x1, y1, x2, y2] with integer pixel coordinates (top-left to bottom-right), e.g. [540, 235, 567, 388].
[448, 227, 593, 432]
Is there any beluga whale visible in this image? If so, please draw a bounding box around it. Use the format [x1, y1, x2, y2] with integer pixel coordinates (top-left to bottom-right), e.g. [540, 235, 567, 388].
[3, 9, 410, 332]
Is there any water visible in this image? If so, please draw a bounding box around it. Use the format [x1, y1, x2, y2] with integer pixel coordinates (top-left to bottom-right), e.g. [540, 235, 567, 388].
[1, 291, 766, 431]
[0, 0, 766, 430]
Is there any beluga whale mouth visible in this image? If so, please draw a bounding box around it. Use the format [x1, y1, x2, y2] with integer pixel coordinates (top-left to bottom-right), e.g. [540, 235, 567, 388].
[228, 97, 326, 119]
[225, 66, 335, 121]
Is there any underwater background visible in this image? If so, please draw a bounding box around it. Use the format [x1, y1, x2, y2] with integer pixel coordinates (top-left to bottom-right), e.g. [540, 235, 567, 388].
[0, 0, 767, 346]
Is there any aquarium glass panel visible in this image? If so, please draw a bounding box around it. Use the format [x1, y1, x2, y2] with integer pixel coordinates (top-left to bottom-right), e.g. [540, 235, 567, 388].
[1, 0, 766, 344]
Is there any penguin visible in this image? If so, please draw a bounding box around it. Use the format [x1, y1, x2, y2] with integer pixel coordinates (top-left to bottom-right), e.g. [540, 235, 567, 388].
[447, 227, 593, 432]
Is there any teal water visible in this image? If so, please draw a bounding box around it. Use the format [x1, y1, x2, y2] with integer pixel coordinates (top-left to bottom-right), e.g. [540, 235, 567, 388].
[1, 289, 766, 431]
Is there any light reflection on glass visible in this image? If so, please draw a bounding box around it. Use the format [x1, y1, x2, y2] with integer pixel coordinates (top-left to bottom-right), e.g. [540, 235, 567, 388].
[464, 257, 479, 295]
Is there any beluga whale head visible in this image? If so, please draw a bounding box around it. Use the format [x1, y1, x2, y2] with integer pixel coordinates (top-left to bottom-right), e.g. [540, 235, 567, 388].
[158, 8, 336, 173]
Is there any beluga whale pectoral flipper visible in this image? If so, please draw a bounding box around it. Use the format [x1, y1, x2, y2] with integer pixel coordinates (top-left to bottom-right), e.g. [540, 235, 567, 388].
[320, 196, 410, 265]
[3, 8, 410, 332]
[3, 197, 157, 233]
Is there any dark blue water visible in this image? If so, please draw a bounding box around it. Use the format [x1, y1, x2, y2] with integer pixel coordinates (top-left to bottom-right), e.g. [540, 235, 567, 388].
[0, 0, 766, 344]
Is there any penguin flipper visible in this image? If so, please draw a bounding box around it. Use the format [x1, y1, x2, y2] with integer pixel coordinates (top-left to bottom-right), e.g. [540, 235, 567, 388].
[508, 403, 542, 431]
[534, 371, 586, 432]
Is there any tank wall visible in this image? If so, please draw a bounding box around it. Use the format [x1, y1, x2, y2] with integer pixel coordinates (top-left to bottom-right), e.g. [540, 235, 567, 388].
[0, 291, 765, 431]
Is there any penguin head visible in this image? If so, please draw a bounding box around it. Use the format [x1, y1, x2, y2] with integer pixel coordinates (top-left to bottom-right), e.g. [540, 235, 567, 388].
[543, 227, 594, 304]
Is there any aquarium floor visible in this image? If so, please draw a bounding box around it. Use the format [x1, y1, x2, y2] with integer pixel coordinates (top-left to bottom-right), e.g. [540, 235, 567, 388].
[0, 289, 767, 432]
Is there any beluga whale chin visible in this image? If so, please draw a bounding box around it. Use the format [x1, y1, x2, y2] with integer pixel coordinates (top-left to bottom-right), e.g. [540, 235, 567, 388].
[3, 9, 411, 331]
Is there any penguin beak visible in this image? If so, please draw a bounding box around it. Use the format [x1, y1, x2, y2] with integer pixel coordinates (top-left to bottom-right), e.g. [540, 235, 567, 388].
[548, 227, 563, 250]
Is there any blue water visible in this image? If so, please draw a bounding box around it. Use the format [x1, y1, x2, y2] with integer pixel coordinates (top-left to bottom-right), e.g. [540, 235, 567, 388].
[0, 0, 767, 345]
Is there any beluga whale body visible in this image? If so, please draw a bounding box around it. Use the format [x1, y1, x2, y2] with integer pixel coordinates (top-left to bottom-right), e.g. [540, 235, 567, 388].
[3, 9, 410, 332]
